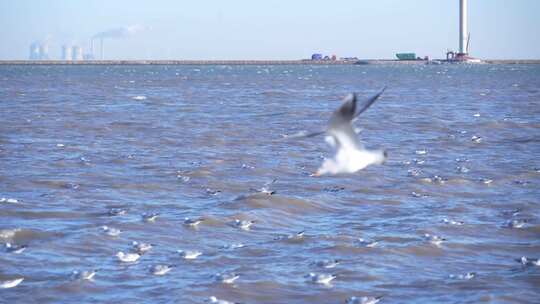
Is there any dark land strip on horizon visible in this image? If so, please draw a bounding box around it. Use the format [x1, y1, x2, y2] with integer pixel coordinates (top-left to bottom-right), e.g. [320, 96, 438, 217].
[1, 59, 540, 65]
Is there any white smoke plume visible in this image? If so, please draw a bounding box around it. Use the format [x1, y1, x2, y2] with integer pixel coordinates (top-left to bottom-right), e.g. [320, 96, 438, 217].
[93, 25, 149, 39]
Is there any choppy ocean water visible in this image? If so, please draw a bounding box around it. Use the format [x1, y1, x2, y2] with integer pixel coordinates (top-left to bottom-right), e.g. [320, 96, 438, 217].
[0, 64, 539, 303]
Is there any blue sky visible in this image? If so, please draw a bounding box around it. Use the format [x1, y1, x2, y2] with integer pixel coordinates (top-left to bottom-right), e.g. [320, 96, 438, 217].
[1, 0, 539, 60]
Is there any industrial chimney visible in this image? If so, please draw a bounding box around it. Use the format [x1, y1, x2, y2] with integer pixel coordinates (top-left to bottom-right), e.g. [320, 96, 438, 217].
[446, 0, 481, 63]
[100, 38, 104, 60]
[459, 0, 468, 55]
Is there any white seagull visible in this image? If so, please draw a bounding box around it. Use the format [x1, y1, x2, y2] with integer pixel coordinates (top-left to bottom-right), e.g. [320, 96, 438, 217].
[214, 272, 240, 284]
[207, 296, 238, 304]
[346, 296, 383, 304]
[424, 233, 446, 247]
[5, 243, 27, 254]
[150, 264, 174, 276]
[116, 251, 141, 263]
[142, 213, 159, 222]
[233, 219, 254, 231]
[291, 88, 387, 176]
[184, 217, 204, 228]
[71, 270, 98, 281]
[357, 238, 379, 248]
[177, 250, 202, 260]
[517, 256, 540, 266]
[101, 226, 121, 237]
[132, 241, 153, 254]
[0, 278, 24, 289]
[305, 272, 336, 285]
[448, 272, 476, 280]
[311, 259, 340, 269]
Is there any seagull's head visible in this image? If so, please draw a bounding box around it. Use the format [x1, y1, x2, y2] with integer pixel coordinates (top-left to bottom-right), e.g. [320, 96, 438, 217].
[371, 149, 388, 165]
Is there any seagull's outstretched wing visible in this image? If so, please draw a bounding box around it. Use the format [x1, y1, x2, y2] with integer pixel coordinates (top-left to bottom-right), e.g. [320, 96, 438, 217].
[327, 93, 362, 150]
[284, 87, 386, 140]
[353, 86, 386, 120]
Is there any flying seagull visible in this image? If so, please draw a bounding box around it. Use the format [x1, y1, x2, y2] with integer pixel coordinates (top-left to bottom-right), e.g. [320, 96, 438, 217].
[292, 88, 387, 176]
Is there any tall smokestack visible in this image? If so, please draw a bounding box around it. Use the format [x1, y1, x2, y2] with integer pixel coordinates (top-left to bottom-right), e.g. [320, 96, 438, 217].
[90, 38, 94, 59]
[459, 0, 468, 54]
[100, 37, 104, 60]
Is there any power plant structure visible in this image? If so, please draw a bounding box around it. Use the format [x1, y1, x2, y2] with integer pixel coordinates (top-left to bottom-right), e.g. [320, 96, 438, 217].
[29, 42, 50, 60]
[38, 44, 49, 60]
[446, 0, 482, 63]
[60, 45, 85, 61]
[96, 37, 104, 60]
[29, 43, 40, 60]
[72, 46, 84, 61]
[27, 25, 146, 61]
[86, 37, 103, 60]
[61, 45, 72, 60]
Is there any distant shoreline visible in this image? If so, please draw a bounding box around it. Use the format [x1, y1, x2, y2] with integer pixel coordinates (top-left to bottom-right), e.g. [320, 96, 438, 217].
[0, 59, 539, 65]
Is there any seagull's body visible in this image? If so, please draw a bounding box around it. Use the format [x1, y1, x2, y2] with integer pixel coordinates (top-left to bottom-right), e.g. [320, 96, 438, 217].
[449, 272, 476, 280]
[346, 296, 382, 304]
[71, 270, 98, 281]
[517, 256, 540, 266]
[184, 217, 204, 227]
[0, 278, 24, 289]
[108, 208, 127, 216]
[214, 272, 239, 284]
[442, 218, 464, 226]
[357, 238, 379, 248]
[142, 213, 159, 222]
[305, 272, 336, 285]
[220, 243, 246, 250]
[207, 296, 237, 304]
[424, 233, 446, 246]
[256, 178, 277, 195]
[312, 259, 340, 269]
[150, 264, 174, 276]
[5, 243, 27, 254]
[0, 198, 19, 204]
[504, 219, 526, 229]
[177, 250, 202, 260]
[275, 230, 305, 241]
[102, 226, 121, 237]
[132, 241, 153, 254]
[234, 219, 254, 231]
[294, 89, 387, 176]
[116, 251, 140, 263]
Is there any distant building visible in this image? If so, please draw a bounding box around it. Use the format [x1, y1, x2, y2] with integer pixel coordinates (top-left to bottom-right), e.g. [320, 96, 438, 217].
[311, 53, 323, 60]
[29, 42, 40, 60]
[62, 45, 73, 60]
[72, 46, 83, 61]
[38, 44, 49, 60]
[29, 42, 50, 60]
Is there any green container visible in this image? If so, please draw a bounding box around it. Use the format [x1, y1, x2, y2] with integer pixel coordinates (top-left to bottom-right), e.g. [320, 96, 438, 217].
[396, 53, 417, 60]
